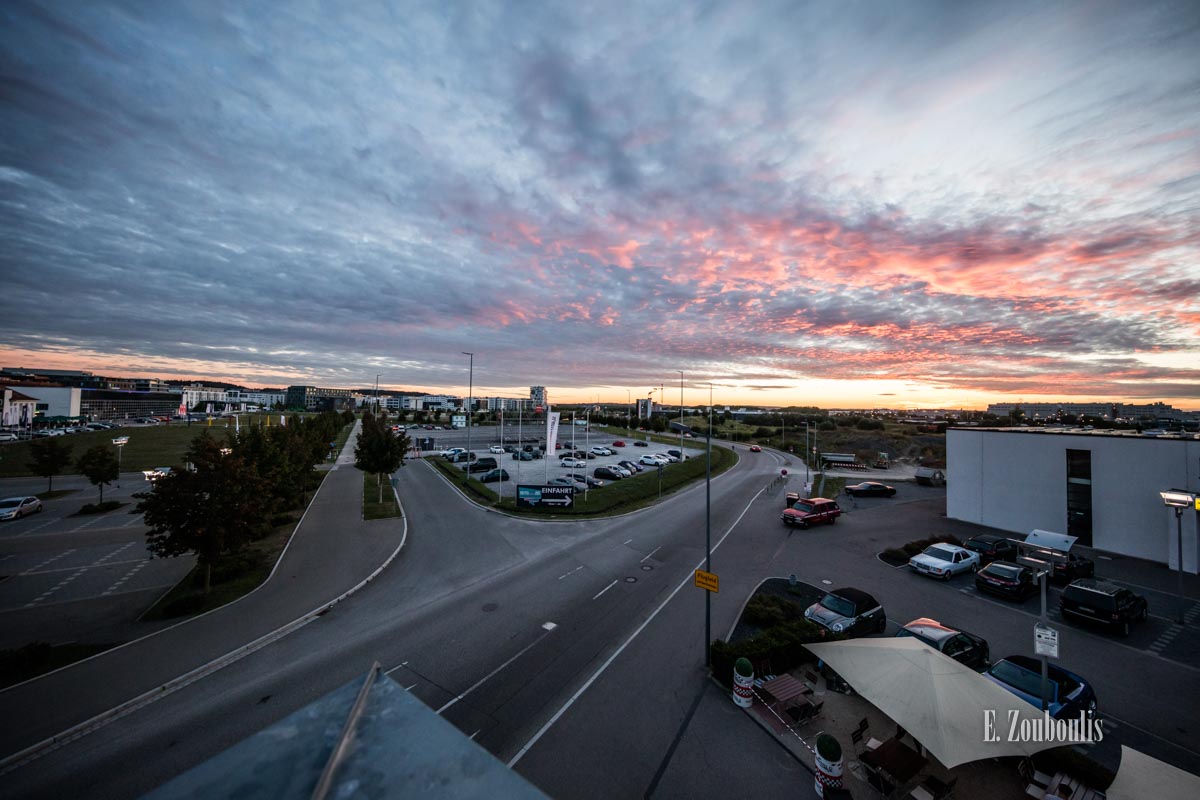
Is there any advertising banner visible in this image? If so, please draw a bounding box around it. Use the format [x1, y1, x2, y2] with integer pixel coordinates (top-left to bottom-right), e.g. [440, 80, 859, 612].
[546, 411, 561, 454]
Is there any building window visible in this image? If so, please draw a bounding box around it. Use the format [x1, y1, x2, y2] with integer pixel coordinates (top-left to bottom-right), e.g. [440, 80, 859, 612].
[1066, 449, 1092, 545]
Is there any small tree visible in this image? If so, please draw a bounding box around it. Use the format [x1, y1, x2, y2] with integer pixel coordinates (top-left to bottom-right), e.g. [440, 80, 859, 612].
[76, 444, 119, 504]
[28, 437, 73, 493]
[354, 412, 407, 503]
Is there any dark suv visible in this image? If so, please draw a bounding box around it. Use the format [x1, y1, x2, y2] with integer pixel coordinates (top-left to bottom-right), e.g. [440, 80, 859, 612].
[1053, 551, 1096, 582]
[1060, 579, 1148, 637]
[896, 618, 990, 670]
[964, 534, 1017, 565]
[781, 495, 841, 528]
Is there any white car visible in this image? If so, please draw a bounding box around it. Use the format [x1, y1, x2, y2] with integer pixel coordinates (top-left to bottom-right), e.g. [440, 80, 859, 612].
[439, 447, 466, 458]
[0, 432, 18, 442]
[489, 445, 504, 454]
[639, 454, 666, 466]
[143, 467, 173, 482]
[560, 457, 587, 468]
[909, 543, 980, 580]
[590, 445, 612, 456]
[611, 465, 632, 478]
[0, 496, 43, 519]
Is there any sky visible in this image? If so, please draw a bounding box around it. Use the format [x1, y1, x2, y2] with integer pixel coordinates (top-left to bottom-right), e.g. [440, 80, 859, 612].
[1, 1, 1198, 410]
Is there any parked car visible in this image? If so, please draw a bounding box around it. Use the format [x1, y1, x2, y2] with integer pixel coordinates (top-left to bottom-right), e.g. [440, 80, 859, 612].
[639, 454, 666, 466]
[974, 561, 1039, 600]
[462, 456, 497, 471]
[590, 445, 612, 456]
[984, 655, 1098, 720]
[448, 452, 476, 463]
[1052, 551, 1096, 582]
[512, 450, 534, 461]
[489, 445, 505, 454]
[547, 477, 583, 494]
[804, 587, 886, 636]
[610, 465, 632, 478]
[568, 473, 604, 487]
[633, 441, 649, 447]
[0, 496, 43, 520]
[749, 445, 761, 452]
[439, 447, 466, 458]
[560, 457, 587, 468]
[143, 467, 173, 482]
[908, 543, 979, 580]
[896, 618, 990, 670]
[964, 534, 1018, 565]
[844, 482, 896, 497]
[781, 496, 841, 528]
[477, 468, 510, 483]
[618, 459, 643, 473]
[594, 466, 623, 480]
[666, 449, 686, 461]
[0, 432, 18, 442]
[611, 440, 626, 447]
[1060, 579, 1148, 636]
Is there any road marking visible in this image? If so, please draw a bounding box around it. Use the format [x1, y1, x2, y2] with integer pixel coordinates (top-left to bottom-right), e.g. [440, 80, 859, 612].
[101, 561, 149, 596]
[640, 546, 661, 563]
[19, 557, 148, 576]
[541, 621, 557, 631]
[436, 628, 553, 715]
[508, 476, 772, 768]
[19, 549, 76, 576]
[25, 565, 90, 607]
[17, 519, 57, 536]
[557, 565, 584, 581]
[469, 729, 481, 740]
[622, 538, 633, 545]
[591, 579, 618, 601]
[404, 684, 418, 691]
[384, 660, 410, 676]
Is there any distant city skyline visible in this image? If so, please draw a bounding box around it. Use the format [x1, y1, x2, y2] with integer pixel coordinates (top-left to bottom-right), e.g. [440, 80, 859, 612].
[2, 3, 1197, 409]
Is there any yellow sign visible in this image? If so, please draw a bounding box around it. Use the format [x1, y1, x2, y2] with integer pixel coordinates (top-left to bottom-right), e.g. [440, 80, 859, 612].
[694, 569, 719, 593]
[1195, 497, 1200, 512]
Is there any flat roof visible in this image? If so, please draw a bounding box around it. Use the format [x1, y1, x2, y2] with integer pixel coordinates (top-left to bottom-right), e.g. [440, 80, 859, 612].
[950, 427, 1198, 441]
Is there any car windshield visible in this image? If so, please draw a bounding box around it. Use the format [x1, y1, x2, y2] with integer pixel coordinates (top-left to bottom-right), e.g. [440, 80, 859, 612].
[965, 540, 988, 552]
[895, 628, 936, 648]
[793, 501, 815, 512]
[924, 546, 958, 561]
[985, 564, 1022, 579]
[0, 499, 20, 509]
[990, 660, 1056, 701]
[820, 593, 856, 618]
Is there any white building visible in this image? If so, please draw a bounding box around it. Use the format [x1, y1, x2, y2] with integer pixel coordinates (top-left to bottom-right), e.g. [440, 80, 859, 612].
[227, 389, 285, 408]
[180, 384, 229, 409]
[3, 385, 82, 418]
[948, 428, 1199, 573]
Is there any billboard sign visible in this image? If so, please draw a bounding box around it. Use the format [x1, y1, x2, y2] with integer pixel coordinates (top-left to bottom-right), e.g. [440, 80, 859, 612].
[517, 484, 574, 509]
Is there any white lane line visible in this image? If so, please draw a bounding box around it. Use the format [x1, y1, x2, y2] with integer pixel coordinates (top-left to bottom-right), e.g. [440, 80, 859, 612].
[404, 684, 417, 691]
[508, 477, 773, 768]
[101, 561, 149, 596]
[384, 660, 410, 676]
[121, 514, 143, 528]
[436, 629, 553, 715]
[17, 519, 57, 536]
[591, 580, 618, 601]
[640, 546, 661, 563]
[19, 558, 148, 577]
[19, 549, 76, 576]
[25, 565, 91, 607]
[469, 730, 481, 740]
[557, 565, 584, 580]
[623, 538, 633, 545]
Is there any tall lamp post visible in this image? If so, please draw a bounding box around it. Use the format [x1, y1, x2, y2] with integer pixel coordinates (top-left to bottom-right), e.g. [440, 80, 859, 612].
[374, 374, 381, 416]
[704, 382, 713, 665]
[462, 352, 474, 483]
[676, 370, 684, 458]
[1160, 490, 1196, 624]
[112, 436, 129, 488]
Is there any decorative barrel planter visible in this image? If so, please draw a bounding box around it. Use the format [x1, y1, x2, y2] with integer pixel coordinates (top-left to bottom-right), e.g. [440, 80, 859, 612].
[813, 733, 844, 797]
[731, 657, 754, 708]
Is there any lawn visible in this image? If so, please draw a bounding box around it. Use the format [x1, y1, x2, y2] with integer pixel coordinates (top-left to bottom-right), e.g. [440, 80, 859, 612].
[363, 471, 402, 520]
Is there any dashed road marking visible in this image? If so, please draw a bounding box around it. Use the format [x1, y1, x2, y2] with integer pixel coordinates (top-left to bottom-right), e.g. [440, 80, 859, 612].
[592, 579, 618, 601]
[1149, 625, 1182, 652]
[19, 549, 76, 576]
[101, 560, 149, 596]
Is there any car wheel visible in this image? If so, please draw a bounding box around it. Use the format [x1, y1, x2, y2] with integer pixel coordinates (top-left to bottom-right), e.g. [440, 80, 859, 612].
[829, 516, 836, 525]
[971, 562, 978, 573]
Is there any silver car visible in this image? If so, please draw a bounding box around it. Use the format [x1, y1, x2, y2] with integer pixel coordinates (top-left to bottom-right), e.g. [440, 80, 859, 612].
[0, 496, 43, 520]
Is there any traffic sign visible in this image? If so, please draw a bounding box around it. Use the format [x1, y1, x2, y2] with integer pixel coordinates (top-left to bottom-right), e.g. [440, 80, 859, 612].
[694, 569, 719, 593]
[1034, 623, 1058, 658]
[517, 484, 574, 509]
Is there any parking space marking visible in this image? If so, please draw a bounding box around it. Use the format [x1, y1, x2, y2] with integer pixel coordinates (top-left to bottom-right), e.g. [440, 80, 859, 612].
[1149, 625, 1182, 652]
[557, 565, 584, 581]
[25, 566, 89, 607]
[121, 514, 144, 528]
[18, 549, 77, 576]
[15, 518, 58, 536]
[18, 558, 147, 577]
[101, 560, 149, 596]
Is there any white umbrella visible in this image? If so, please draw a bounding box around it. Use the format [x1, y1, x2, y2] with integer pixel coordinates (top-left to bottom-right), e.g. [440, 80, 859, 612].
[1106, 746, 1200, 800]
[806, 638, 1070, 768]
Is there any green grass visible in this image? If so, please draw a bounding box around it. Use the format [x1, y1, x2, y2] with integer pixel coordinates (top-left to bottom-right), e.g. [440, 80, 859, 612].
[140, 471, 329, 621]
[363, 471, 402, 520]
[428, 445, 735, 517]
[0, 641, 123, 690]
[35, 489, 77, 501]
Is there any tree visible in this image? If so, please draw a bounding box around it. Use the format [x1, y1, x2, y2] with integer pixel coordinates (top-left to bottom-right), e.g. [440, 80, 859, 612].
[28, 437, 73, 493]
[76, 444, 119, 504]
[354, 412, 407, 503]
[136, 432, 270, 594]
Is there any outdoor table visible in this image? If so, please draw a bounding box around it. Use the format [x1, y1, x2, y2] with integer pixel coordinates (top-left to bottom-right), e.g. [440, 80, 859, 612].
[759, 674, 811, 707]
[862, 737, 927, 785]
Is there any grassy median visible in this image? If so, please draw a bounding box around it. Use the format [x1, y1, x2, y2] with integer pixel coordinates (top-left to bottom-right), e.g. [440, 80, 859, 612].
[363, 471, 402, 520]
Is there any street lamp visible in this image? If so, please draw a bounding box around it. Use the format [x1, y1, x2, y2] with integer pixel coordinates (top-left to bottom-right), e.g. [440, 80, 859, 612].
[462, 353, 474, 482]
[1160, 490, 1196, 624]
[374, 374, 381, 415]
[112, 435, 129, 488]
[676, 370, 684, 458]
[705, 382, 713, 665]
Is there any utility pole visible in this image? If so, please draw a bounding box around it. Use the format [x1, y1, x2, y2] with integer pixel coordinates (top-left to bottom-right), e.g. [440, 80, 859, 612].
[462, 352, 473, 483]
[677, 370, 684, 458]
[374, 374, 380, 416]
[705, 382, 713, 665]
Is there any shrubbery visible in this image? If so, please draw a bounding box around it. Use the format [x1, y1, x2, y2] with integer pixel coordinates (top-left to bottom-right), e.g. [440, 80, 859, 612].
[78, 501, 122, 515]
[710, 617, 844, 688]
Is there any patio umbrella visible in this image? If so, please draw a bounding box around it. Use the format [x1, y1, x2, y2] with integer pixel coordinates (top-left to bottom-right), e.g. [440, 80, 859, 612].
[806, 638, 1066, 768]
[1106, 746, 1200, 800]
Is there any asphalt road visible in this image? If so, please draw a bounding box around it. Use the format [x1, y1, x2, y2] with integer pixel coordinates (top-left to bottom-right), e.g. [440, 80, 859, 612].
[1, 442, 1197, 798]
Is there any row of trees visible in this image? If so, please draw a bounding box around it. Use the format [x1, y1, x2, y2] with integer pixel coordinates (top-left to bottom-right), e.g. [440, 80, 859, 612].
[134, 410, 354, 594]
[28, 438, 123, 501]
[354, 411, 410, 502]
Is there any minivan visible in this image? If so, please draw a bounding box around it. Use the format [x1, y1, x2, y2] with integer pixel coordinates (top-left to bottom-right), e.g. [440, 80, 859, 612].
[1060, 579, 1148, 636]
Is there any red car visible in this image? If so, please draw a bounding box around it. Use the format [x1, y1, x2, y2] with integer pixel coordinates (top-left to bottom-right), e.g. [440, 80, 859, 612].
[611, 440, 625, 447]
[749, 445, 762, 452]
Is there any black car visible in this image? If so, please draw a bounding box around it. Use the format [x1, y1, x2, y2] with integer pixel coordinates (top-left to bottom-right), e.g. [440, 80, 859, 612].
[667, 449, 686, 461]
[478, 468, 510, 483]
[1060, 579, 1148, 636]
[569, 472, 605, 487]
[617, 459, 643, 473]
[844, 482, 896, 497]
[896, 618, 990, 670]
[1053, 551, 1095, 582]
[964, 534, 1018, 565]
[594, 466, 623, 480]
[511, 450, 533, 461]
[804, 587, 886, 636]
[633, 440, 649, 447]
[975, 561, 1038, 600]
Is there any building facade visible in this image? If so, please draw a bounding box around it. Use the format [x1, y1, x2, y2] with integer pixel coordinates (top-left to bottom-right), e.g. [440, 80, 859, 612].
[285, 385, 354, 411]
[80, 389, 182, 420]
[1, 387, 39, 427]
[948, 428, 1199, 572]
[530, 386, 547, 408]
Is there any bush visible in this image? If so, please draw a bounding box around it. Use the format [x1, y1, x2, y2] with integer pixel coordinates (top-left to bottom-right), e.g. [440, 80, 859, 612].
[710, 618, 843, 688]
[78, 500, 123, 515]
[742, 594, 806, 627]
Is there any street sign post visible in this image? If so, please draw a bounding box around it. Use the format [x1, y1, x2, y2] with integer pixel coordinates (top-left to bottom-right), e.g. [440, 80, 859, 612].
[694, 569, 719, 593]
[1034, 623, 1059, 658]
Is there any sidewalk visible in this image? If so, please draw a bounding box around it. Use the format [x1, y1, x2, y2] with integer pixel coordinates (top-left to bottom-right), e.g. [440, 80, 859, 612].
[0, 419, 407, 763]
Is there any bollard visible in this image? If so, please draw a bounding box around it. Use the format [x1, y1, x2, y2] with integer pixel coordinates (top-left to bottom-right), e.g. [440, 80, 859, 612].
[813, 733, 844, 797]
[731, 657, 754, 708]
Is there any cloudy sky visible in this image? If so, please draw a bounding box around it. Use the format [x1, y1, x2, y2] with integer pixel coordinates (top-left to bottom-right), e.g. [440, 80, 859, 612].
[2, 1, 1198, 409]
